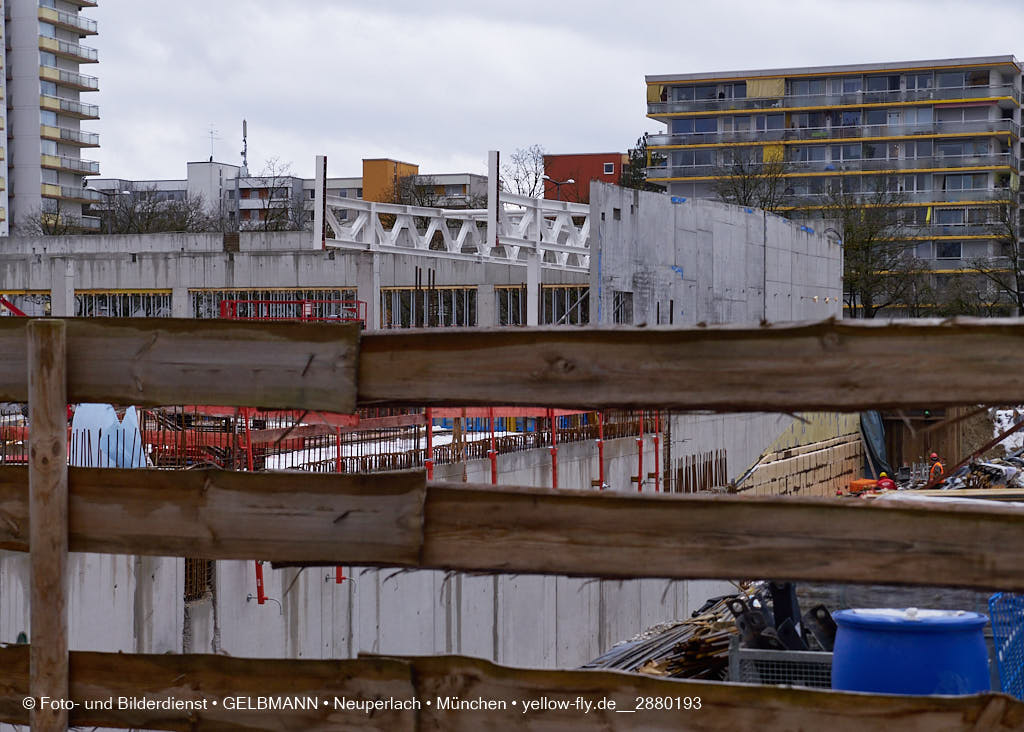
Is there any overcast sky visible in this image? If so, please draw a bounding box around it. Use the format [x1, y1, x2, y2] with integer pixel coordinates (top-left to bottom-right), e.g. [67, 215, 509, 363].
[91, 0, 1023, 181]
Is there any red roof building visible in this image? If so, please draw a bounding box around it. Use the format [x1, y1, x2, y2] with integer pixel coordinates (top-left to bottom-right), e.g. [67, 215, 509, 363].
[542, 152, 627, 202]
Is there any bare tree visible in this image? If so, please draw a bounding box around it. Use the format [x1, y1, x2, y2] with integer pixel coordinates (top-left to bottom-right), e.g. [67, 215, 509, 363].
[100, 186, 212, 233]
[935, 271, 1007, 317]
[391, 174, 443, 208]
[826, 177, 921, 318]
[501, 145, 545, 198]
[712, 147, 791, 213]
[966, 202, 1023, 314]
[15, 200, 84, 236]
[241, 158, 308, 231]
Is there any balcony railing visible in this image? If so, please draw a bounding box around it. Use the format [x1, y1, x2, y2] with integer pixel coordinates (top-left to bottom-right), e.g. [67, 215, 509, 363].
[58, 155, 100, 174]
[55, 8, 97, 34]
[649, 153, 1018, 180]
[647, 119, 1021, 147]
[60, 185, 104, 202]
[647, 83, 1022, 114]
[780, 188, 1014, 207]
[79, 215, 102, 230]
[52, 38, 98, 62]
[58, 97, 98, 118]
[40, 65, 99, 90]
[58, 127, 99, 146]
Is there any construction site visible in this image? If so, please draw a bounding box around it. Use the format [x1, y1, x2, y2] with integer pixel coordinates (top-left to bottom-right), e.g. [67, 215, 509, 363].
[0, 164, 1023, 730]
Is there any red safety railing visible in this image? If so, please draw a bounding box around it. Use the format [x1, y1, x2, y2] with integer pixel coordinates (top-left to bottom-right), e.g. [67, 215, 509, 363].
[219, 299, 366, 325]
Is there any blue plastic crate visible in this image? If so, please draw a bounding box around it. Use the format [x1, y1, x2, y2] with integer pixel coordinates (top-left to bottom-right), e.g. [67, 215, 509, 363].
[989, 592, 1024, 699]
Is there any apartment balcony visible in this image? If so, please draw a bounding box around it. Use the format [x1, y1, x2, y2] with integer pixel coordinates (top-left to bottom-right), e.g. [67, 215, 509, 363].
[40, 124, 99, 147]
[40, 94, 99, 120]
[79, 215, 101, 230]
[38, 36, 98, 63]
[38, 5, 98, 35]
[647, 83, 1022, 115]
[40, 65, 99, 91]
[41, 154, 100, 175]
[51, 185, 104, 203]
[647, 119, 1021, 148]
[649, 152, 1018, 180]
[905, 222, 1001, 240]
[781, 188, 1013, 210]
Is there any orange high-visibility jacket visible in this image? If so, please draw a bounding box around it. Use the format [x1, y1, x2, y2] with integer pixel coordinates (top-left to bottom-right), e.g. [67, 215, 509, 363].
[929, 461, 944, 481]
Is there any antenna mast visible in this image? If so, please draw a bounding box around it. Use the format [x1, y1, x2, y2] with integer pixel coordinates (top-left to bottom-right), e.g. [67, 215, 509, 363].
[241, 119, 249, 175]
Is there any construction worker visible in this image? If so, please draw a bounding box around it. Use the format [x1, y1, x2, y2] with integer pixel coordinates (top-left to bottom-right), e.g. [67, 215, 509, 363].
[877, 471, 897, 491]
[929, 452, 944, 482]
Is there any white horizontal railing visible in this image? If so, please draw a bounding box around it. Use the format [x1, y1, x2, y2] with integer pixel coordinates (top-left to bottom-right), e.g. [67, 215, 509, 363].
[322, 194, 590, 270]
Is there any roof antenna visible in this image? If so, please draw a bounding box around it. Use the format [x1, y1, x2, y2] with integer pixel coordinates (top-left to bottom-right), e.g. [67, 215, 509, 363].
[241, 119, 248, 175]
[206, 124, 221, 161]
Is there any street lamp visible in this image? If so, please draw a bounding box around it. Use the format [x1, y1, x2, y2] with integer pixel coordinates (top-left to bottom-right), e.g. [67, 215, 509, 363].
[85, 187, 130, 234]
[542, 175, 575, 201]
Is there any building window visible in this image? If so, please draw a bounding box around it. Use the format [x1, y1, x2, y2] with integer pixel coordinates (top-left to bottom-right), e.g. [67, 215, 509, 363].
[75, 292, 173, 318]
[380, 287, 476, 329]
[935, 241, 962, 260]
[603, 162, 615, 175]
[542, 286, 589, 326]
[41, 110, 57, 126]
[191, 288, 357, 319]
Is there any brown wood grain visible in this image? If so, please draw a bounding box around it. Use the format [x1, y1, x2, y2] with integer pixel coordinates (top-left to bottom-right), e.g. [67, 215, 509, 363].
[358, 318, 1024, 410]
[420, 483, 1024, 591]
[0, 647, 1021, 731]
[0, 466, 426, 564]
[0, 318, 359, 411]
[4, 471, 1024, 590]
[27, 320, 68, 732]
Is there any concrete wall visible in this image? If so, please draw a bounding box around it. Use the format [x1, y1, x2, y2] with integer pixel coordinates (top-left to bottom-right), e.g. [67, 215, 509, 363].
[589, 183, 842, 326]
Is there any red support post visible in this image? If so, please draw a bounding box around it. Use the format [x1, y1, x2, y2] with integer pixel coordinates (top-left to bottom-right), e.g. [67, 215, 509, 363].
[636, 410, 644, 493]
[653, 410, 661, 493]
[254, 561, 266, 604]
[488, 407, 497, 485]
[548, 408, 558, 490]
[335, 426, 342, 474]
[597, 411, 605, 490]
[425, 407, 434, 480]
[242, 408, 255, 472]
[335, 566, 346, 584]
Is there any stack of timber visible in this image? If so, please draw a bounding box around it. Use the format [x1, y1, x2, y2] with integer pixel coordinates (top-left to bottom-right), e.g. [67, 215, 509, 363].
[582, 590, 749, 680]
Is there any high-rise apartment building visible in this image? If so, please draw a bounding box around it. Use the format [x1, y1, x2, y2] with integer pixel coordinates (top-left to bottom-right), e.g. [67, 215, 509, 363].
[5, 0, 101, 235]
[645, 56, 1022, 308]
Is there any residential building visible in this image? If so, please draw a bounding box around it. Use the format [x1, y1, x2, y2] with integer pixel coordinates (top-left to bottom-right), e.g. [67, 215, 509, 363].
[90, 158, 487, 229]
[542, 152, 627, 202]
[7, 0, 102, 234]
[645, 56, 1023, 313]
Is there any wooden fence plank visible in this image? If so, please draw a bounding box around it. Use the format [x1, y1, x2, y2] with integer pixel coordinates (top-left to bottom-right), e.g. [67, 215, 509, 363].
[358, 318, 1024, 410]
[1, 467, 426, 564]
[4, 472, 1024, 591]
[0, 647, 1021, 731]
[27, 319, 68, 732]
[0, 319, 359, 411]
[421, 483, 1024, 590]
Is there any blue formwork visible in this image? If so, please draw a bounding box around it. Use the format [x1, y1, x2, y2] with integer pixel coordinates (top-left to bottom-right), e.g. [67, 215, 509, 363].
[989, 593, 1024, 699]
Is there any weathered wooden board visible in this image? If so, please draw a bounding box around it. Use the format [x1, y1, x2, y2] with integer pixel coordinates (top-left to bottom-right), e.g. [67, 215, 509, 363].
[359, 318, 1024, 410]
[0, 318, 359, 411]
[0, 466, 426, 564]
[0, 648, 1021, 731]
[4, 470, 1024, 590]
[27, 320, 68, 732]
[420, 483, 1024, 591]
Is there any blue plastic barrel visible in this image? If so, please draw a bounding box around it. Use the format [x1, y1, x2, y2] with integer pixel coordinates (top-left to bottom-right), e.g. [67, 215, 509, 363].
[832, 608, 989, 695]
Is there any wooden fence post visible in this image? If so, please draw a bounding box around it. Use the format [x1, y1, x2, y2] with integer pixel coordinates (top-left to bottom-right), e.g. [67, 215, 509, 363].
[28, 319, 68, 731]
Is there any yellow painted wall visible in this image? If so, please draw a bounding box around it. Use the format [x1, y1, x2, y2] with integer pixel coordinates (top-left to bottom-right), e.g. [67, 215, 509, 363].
[362, 158, 420, 202]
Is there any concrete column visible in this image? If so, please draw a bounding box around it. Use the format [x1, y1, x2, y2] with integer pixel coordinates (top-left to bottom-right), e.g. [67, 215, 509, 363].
[313, 155, 327, 250]
[49, 258, 74, 317]
[486, 151, 499, 257]
[527, 202, 541, 326]
[477, 283, 495, 327]
[171, 287, 190, 318]
[356, 252, 380, 331]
